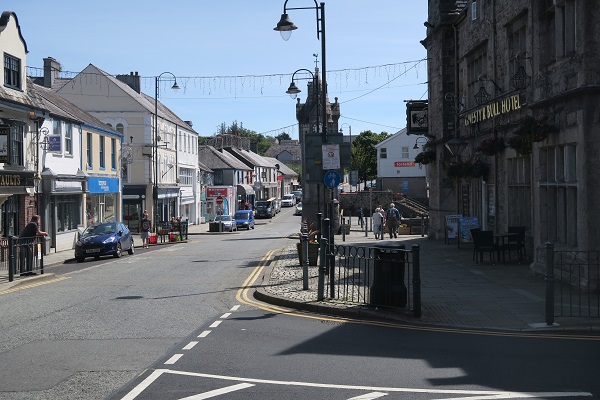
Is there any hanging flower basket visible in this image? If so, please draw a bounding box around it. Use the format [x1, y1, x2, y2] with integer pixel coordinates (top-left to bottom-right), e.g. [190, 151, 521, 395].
[445, 159, 490, 181]
[477, 137, 505, 156]
[508, 116, 558, 156]
[468, 159, 490, 180]
[415, 150, 436, 165]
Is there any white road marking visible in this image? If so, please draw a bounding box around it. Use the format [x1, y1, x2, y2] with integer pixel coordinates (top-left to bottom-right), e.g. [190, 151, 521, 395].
[220, 313, 232, 319]
[198, 330, 211, 338]
[182, 341, 198, 350]
[178, 383, 255, 399]
[230, 305, 240, 311]
[120, 369, 165, 400]
[164, 354, 184, 365]
[348, 392, 388, 399]
[209, 320, 222, 328]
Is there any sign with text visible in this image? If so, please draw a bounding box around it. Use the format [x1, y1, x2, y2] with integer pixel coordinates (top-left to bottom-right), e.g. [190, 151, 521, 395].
[321, 144, 340, 170]
[48, 135, 62, 152]
[394, 161, 416, 167]
[445, 214, 461, 239]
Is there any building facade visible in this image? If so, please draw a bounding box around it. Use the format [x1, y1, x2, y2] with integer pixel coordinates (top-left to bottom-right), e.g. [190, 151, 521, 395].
[424, 0, 600, 273]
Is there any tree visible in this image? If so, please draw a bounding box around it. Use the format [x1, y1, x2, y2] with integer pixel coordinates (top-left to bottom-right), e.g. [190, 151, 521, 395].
[214, 120, 273, 155]
[276, 132, 291, 142]
[350, 130, 390, 188]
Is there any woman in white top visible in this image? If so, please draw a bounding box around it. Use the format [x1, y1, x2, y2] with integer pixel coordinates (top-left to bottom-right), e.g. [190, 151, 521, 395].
[372, 208, 384, 240]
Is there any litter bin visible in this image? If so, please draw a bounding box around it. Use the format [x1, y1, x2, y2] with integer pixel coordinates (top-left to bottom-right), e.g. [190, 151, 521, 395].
[369, 243, 407, 307]
[44, 236, 51, 255]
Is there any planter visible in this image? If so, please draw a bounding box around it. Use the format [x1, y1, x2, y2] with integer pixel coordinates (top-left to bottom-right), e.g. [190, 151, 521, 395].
[398, 226, 411, 235]
[297, 242, 319, 266]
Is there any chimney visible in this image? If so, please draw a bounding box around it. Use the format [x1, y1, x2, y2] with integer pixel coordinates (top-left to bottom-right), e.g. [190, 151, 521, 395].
[43, 57, 61, 88]
[116, 71, 141, 93]
[184, 120, 193, 128]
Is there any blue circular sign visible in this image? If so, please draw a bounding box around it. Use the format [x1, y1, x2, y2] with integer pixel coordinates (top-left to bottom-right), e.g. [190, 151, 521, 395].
[324, 170, 341, 188]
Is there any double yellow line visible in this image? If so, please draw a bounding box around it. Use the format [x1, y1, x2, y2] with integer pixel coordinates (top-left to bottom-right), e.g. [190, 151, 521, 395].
[0, 276, 70, 296]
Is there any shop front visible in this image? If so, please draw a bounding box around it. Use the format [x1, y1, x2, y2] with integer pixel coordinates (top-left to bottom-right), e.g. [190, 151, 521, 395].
[156, 186, 180, 224]
[122, 186, 147, 233]
[86, 177, 121, 227]
[206, 186, 233, 220]
[236, 184, 255, 211]
[0, 171, 36, 237]
[179, 186, 195, 224]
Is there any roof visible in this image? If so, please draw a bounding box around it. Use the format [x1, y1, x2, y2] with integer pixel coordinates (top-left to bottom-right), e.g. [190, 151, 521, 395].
[264, 143, 302, 161]
[225, 147, 273, 168]
[376, 128, 408, 148]
[0, 12, 27, 53]
[198, 145, 248, 170]
[30, 79, 119, 135]
[263, 156, 298, 178]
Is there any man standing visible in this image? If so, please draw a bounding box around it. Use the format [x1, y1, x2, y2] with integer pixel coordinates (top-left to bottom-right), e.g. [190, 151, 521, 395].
[140, 212, 152, 249]
[385, 203, 401, 239]
[357, 208, 364, 228]
[19, 215, 48, 274]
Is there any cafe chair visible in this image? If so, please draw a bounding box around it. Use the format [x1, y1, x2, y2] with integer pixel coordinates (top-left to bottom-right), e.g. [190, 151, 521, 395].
[505, 226, 527, 262]
[471, 229, 496, 265]
[469, 228, 481, 262]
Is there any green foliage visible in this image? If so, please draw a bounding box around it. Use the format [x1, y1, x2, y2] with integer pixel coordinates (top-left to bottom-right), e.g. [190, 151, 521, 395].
[216, 120, 273, 155]
[350, 130, 390, 184]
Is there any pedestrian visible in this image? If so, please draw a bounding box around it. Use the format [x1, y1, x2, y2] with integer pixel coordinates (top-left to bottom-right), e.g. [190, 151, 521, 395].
[357, 208, 364, 228]
[372, 207, 384, 240]
[19, 215, 48, 274]
[140, 212, 152, 248]
[385, 203, 401, 239]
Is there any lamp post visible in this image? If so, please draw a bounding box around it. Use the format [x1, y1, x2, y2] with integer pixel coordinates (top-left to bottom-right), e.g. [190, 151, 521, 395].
[275, 1, 327, 144]
[339, 123, 352, 192]
[445, 135, 468, 219]
[413, 136, 428, 149]
[153, 72, 179, 231]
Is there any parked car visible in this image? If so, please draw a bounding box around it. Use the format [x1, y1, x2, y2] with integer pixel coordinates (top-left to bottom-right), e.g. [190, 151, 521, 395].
[294, 202, 303, 216]
[282, 194, 296, 207]
[255, 198, 276, 218]
[234, 210, 255, 230]
[291, 190, 302, 203]
[214, 214, 237, 232]
[74, 222, 134, 262]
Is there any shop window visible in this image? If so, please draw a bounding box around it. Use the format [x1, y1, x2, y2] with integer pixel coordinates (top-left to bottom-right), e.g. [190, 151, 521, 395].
[507, 156, 531, 229]
[4, 54, 21, 89]
[56, 194, 80, 232]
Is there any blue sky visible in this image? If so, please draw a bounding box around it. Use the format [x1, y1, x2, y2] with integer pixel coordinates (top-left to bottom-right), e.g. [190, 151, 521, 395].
[9, 1, 428, 139]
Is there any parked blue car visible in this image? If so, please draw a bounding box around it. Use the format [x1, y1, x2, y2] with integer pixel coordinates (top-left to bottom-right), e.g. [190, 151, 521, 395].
[234, 210, 255, 230]
[74, 222, 135, 262]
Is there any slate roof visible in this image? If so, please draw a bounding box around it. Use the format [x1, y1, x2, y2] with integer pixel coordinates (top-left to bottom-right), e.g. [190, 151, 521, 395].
[264, 156, 298, 178]
[198, 145, 248, 170]
[225, 147, 272, 169]
[265, 143, 302, 161]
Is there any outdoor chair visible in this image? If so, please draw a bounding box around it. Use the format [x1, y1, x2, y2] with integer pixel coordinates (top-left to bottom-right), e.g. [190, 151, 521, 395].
[505, 226, 527, 262]
[471, 229, 496, 265]
[469, 228, 481, 262]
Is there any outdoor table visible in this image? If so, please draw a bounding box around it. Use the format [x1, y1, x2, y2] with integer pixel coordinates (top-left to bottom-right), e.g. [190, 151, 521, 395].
[494, 232, 519, 263]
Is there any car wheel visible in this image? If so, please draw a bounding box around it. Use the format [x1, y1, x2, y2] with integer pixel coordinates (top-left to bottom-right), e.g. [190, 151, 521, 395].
[114, 242, 122, 258]
[76, 257, 85, 263]
[128, 239, 134, 255]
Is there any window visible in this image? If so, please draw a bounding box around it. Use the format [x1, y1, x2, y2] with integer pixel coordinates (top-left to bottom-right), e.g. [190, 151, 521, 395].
[401, 146, 409, 159]
[53, 120, 62, 136]
[99, 136, 105, 169]
[467, 45, 488, 108]
[179, 168, 194, 185]
[380, 148, 387, 159]
[539, 144, 577, 246]
[86, 132, 92, 168]
[64, 123, 72, 155]
[56, 194, 81, 232]
[116, 123, 124, 135]
[111, 138, 116, 170]
[507, 156, 531, 229]
[10, 125, 23, 166]
[471, 0, 477, 20]
[507, 13, 528, 79]
[540, 0, 576, 64]
[4, 54, 21, 89]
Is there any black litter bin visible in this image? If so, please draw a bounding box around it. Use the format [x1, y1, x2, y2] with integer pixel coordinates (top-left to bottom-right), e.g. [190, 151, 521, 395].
[369, 243, 407, 307]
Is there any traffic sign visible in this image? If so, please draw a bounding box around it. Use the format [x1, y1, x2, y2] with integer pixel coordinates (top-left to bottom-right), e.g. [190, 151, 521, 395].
[216, 196, 223, 204]
[324, 170, 341, 188]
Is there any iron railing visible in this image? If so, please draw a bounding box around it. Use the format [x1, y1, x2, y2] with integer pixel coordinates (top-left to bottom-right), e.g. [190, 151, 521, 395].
[0, 236, 45, 282]
[545, 243, 600, 323]
[325, 242, 421, 317]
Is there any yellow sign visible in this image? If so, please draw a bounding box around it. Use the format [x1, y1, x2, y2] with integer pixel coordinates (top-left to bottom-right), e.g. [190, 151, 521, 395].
[464, 94, 522, 126]
[0, 174, 22, 186]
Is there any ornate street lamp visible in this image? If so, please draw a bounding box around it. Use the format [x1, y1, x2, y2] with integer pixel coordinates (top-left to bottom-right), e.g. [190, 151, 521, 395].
[153, 72, 179, 230]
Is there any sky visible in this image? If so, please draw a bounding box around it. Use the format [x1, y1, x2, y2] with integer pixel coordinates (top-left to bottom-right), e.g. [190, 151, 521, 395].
[8, 1, 428, 139]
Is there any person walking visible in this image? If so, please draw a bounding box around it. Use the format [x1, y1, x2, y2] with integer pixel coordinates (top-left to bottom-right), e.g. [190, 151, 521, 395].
[385, 203, 401, 239]
[19, 215, 48, 274]
[140, 212, 152, 248]
[357, 208, 364, 228]
[372, 207, 384, 240]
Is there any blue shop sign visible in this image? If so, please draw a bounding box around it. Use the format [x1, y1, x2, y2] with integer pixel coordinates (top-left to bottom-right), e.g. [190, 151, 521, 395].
[88, 177, 120, 193]
[48, 135, 61, 152]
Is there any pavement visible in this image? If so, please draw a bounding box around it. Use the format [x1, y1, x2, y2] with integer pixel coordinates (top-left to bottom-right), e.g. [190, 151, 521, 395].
[2, 220, 599, 334]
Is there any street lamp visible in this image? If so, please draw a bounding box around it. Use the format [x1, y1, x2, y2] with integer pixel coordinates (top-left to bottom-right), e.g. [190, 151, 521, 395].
[274, 0, 327, 144]
[154, 72, 179, 230]
[413, 136, 428, 149]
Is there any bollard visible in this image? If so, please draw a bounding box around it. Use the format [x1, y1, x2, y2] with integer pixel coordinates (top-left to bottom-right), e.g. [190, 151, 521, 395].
[8, 236, 14, 282]
[421, 215, 425, 238]
[342, 217, 346, 242]
[317, 236, 328, 301]
[545, 242, 555, 326]
[411, 244, 421, 318]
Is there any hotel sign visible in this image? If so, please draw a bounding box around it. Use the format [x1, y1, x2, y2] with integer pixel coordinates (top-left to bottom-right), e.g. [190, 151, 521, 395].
[394, 161, 416, 167]
[463, 93, 523, 126]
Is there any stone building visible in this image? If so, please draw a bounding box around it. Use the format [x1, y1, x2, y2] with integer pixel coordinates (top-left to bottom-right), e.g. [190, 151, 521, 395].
[423, 0, 600, 274]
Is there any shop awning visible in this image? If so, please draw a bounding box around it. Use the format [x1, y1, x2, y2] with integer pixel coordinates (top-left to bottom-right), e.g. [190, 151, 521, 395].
[237, 184, 255, 196]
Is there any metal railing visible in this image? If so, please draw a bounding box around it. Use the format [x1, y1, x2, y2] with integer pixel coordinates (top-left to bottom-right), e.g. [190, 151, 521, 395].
[0, 236, 45, 282]
[545, 243, 600, 323]
[325, 242, 421, 317]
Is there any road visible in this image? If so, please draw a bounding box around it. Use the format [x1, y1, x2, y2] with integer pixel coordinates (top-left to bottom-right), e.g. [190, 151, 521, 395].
[1, 207, 599, 399]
